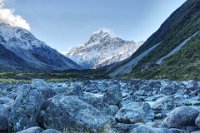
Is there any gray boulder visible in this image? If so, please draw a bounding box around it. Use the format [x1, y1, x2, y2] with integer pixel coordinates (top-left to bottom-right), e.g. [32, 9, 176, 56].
[31, 79, 56, 99]
[52, 87, 67, 94]
[0, 105, 10, 120]
[84, 83, 100, 93]
[130, 125, 183, 133]
[41, 129, 62, 133]
[0, 97, 14, 107]
[139, 85, 154, 96]
[152, 96, 174, 114]
[65, 84, 83, 96]
[111, 123, 137, 133]
[115, 102, 154, 124]
[160, 84, 179, 95]
[17, 126, 41, 133]
[164, 106, 199, 128]
[79, 93, 116, 116]
[0, 97, 14, 119]
[134, 90, 146, 96]
[185, 80, 199, 90]
[0, 115, 8, 132]
[42, 95, 109, 133]
[195, 114, 200, 128]
[103, 85, 122, 105]
[9, 85, 44, 132]
[191, 131, 200, 133]
[108, 105, 119, 116]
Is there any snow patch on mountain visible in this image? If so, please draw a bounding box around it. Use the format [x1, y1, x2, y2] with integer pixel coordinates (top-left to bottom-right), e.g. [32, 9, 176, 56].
[0, 23, 43, 50]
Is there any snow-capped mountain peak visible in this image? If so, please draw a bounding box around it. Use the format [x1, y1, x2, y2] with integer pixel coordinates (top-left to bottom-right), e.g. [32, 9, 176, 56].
[92, 30, 110, 39]
[66, 29, 144, 69]
[85, 30, 112, 46]
[85, 29, 126, 46]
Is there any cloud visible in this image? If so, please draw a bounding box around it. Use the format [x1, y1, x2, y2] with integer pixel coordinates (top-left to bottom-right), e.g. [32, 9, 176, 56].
[0, 0, 30, 30]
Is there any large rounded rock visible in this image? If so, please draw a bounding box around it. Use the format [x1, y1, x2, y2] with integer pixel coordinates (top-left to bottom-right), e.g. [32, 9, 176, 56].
[139, 85, 153, 96]
[41, 95, 109, 132]
[148, 80, 162, 89]
[159, 84, 180, 95]
[41, 129, 62, 133]
[185, 80, 200, 90]
[111, 123, 137, 133]
[0, 106, 10, 132]
[130, 125, 183, 133]
[31, 79, 56, 99]
[191, 131, 200, 133]
[9, 85, 44, 132]
[164, 106, 199, 128]
[0, 105, 11, 120]
[65, 84, 83, 96]
[103, 85, 122, 105]
[115, 102, 154, 124]
[195, 114, 200, 128]
[152, 96, 174, 113]
[0, 97, 14, 120]
[17, 126, 41, 133]
[0, 97, 14, 107]
[79, 93, 116, 116]
[0, 115, 8, 132]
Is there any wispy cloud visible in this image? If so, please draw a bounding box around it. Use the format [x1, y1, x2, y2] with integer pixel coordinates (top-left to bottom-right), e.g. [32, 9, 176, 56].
[0, 0, 30, 30]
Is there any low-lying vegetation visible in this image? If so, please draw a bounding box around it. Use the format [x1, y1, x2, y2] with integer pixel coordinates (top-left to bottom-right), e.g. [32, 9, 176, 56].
[122, 33, 200, 80]
[0, 71, 110, 83]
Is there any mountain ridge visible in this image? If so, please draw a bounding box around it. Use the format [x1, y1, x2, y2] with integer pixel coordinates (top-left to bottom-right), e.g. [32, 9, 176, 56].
[0, 23, 80, 72]
[109, 0, 200, 80]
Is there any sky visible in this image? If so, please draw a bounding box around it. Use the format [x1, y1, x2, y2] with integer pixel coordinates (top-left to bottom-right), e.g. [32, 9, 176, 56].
[2, 0, 186, 53]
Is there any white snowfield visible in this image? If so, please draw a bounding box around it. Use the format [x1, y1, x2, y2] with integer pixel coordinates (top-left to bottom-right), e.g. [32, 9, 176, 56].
[66, 30, 143, 69]
[0, 23, 44, 50]
[110, 43, 161, 77]
[156, 31, 199, 65]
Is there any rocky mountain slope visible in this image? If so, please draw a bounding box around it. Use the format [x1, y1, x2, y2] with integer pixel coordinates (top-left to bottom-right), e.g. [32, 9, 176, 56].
[0, 23, 80, 72]
[1, 79, 200, 133]
[109, 0, 200, 80]
[66, 30, 143, 69]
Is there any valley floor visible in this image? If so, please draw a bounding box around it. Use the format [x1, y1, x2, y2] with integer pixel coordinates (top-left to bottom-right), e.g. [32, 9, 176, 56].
[0, 79, 200, 132]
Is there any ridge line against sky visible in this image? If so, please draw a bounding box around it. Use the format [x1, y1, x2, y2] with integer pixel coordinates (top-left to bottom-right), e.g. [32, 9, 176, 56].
[3, 0, 186, 53]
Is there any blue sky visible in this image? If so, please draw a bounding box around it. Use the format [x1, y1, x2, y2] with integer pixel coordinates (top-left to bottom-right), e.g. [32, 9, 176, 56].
[4, 0, 186, 52]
